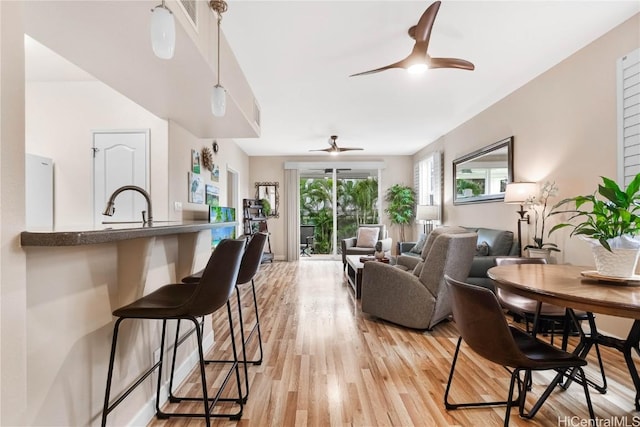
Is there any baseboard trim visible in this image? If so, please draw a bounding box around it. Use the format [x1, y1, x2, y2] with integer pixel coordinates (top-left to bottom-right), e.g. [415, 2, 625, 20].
[128, 331, 214, 426]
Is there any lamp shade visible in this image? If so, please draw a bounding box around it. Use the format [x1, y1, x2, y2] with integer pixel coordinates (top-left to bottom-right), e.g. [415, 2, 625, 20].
[211, 84, 227, 117]
[504, 182, 538, 204]
[416, 205, 439, 221]
[150, 5, 175, 59]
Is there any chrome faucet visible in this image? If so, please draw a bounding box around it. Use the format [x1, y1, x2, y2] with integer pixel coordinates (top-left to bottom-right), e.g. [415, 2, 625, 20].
[102, 185, 153, 224]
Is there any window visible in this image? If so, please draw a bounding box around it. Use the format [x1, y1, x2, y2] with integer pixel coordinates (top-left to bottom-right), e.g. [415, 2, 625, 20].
[618, 48, 640, 186]
[414, 151, 442, 215]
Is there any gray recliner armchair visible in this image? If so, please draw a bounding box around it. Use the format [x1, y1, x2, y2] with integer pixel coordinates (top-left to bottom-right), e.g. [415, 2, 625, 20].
[360, 227, 477, 330]
[340, 224, 392, 270]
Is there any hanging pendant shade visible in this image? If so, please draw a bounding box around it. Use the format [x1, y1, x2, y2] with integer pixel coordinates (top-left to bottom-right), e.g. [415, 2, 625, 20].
[150, 3, 175, 59]
[211, 84, 227, 117]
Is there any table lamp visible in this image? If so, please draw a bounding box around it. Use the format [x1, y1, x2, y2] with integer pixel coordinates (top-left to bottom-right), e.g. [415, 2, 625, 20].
[416, 205, 439, 235]
[504, 182, 538, 256]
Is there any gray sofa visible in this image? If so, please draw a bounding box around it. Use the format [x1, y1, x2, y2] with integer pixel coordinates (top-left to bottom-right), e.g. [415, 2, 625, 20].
[397, 226, 519, 291]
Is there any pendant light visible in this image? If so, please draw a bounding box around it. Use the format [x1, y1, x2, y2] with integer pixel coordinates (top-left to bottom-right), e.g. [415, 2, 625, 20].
[150, 0, 176, 59]
[209, 0, 228, 117]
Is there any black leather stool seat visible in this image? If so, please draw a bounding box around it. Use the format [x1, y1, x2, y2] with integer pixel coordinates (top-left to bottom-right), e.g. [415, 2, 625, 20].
[113, 284, 199, 318]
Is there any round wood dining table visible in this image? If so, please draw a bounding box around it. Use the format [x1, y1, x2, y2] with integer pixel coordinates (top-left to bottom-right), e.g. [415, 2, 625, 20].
[488, 263, 640, 410]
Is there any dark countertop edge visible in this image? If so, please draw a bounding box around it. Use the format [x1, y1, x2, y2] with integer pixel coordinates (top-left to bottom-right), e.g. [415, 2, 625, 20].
[21, 221, 238, 247]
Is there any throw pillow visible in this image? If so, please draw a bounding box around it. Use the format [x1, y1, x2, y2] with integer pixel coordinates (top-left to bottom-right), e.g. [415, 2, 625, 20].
[476, 241, 490, 256]
[409, 233, 427, 254]
[412, 261, 424, 277]
[356, 227, 379, 248]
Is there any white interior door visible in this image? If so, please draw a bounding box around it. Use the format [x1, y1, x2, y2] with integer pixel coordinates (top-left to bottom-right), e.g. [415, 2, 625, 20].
[93, 130, 148, 224]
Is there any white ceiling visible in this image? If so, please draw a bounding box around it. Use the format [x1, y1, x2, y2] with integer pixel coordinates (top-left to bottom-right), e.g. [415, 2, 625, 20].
[221, 0, 640, 156]
[23, 1, 640, 158]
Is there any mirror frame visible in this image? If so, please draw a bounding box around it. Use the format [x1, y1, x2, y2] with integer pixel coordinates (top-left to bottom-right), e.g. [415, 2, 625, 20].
[255, 182, 279, 218]
[452, 136, 514, 205]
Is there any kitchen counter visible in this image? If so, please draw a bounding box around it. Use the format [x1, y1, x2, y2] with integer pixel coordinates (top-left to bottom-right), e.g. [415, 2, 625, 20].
[21, 220, 236, 247]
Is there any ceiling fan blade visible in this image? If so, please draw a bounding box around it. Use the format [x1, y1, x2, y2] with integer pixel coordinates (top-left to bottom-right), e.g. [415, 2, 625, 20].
[349, 59, 407, 77]
[338, 147, 364, 152]
[429, 57, 475, 70]
[413, 1, 441, 45]
[309, 148, 332, 152]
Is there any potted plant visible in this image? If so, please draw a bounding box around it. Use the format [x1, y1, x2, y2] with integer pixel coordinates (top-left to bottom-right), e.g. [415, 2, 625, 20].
[384, 184, 416, 243]
[260, 198, 271, 217]
[549, 174, 640, 277]
[523, 181, 561, 260]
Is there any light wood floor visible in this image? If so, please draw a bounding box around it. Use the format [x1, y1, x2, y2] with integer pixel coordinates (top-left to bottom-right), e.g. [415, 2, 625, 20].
[149, 260, 639, 426]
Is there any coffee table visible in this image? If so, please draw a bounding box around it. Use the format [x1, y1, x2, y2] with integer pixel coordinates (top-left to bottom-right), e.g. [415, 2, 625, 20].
[345, 255, 364, 298]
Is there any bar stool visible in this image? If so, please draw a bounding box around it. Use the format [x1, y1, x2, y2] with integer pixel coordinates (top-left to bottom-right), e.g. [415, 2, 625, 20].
[177, 232, 267, 401]
[101, 239, 245, 427]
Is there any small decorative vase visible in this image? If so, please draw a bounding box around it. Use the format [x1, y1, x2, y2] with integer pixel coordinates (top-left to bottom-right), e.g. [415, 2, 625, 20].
[374, 250, 385, 260]
[591, 245, 640, 277]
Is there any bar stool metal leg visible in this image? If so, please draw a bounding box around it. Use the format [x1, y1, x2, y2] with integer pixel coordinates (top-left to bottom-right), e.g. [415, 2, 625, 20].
[102, 319, 168, 427]
[247, 278, 264, 365]
[164, 305, 245, 418]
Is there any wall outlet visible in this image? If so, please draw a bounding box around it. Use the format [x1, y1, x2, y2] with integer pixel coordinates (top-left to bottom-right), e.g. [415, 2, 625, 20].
[174, 201, 182, 211]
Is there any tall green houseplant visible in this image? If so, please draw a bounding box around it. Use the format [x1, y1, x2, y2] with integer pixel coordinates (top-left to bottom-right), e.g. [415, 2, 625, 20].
[384, 184, 416, 243]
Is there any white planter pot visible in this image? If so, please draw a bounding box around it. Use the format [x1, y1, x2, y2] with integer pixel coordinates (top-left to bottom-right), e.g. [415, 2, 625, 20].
[526, 248, 552, 262]
[591, 245, 640, 277]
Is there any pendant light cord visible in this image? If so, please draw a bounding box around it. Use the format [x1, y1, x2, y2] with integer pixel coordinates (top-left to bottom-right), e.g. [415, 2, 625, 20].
[210, 1, 228, 87]
[217, 13, 221, 86]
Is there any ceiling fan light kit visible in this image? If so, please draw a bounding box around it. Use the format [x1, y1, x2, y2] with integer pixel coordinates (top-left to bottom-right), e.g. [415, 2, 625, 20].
[210, 0, 228, 117]
[408, 63, 429, 74]
[150, 0, 176, 59]
[350, 1, 474, 77]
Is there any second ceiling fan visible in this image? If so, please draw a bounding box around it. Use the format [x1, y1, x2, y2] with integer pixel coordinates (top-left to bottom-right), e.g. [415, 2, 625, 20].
[350, 1, 474, 77]
[310, 135, 363, 154]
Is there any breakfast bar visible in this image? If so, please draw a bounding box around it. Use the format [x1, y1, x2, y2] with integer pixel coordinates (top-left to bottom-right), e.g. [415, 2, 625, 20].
[20, 220, 235, 425]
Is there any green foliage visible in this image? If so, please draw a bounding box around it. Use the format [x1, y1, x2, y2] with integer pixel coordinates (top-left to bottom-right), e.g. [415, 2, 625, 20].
[456, 179, 482, 196]
[549, 174, 640, 251]
[260, 198, 271, 216]
[384, 184, 416, 242]
[300, 177, 379, 254]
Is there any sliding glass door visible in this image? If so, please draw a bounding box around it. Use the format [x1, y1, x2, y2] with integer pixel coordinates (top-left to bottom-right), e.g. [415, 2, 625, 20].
[300, 168, 379, 256]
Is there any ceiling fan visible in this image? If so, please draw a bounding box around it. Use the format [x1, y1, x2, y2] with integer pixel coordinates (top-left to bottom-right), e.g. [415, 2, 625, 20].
[350, 1, 474, 77]
[310, 135, 364, 154]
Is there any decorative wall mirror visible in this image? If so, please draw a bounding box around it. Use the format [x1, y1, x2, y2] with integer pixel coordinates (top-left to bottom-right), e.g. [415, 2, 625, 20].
[453, 136, 514, 205]
[255, 182, 279, 218]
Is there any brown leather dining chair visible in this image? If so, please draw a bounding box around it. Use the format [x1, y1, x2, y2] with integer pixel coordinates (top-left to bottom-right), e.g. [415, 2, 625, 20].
[494, 257, 606, 393]
[101, 239, 245, 427]
[495, 258, 576, 346]
[443, 275, 594, 426]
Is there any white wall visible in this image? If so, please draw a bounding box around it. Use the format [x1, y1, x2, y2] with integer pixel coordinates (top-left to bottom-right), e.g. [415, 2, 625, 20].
[414, 13, 640, 338]
[26, 80, 169, 226]
[1, 2, 28, 425]
[167, 120, 251, 225]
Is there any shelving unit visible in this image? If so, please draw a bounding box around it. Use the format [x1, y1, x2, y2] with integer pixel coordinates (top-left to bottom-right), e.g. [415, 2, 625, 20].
[242, 198, 273, 263]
